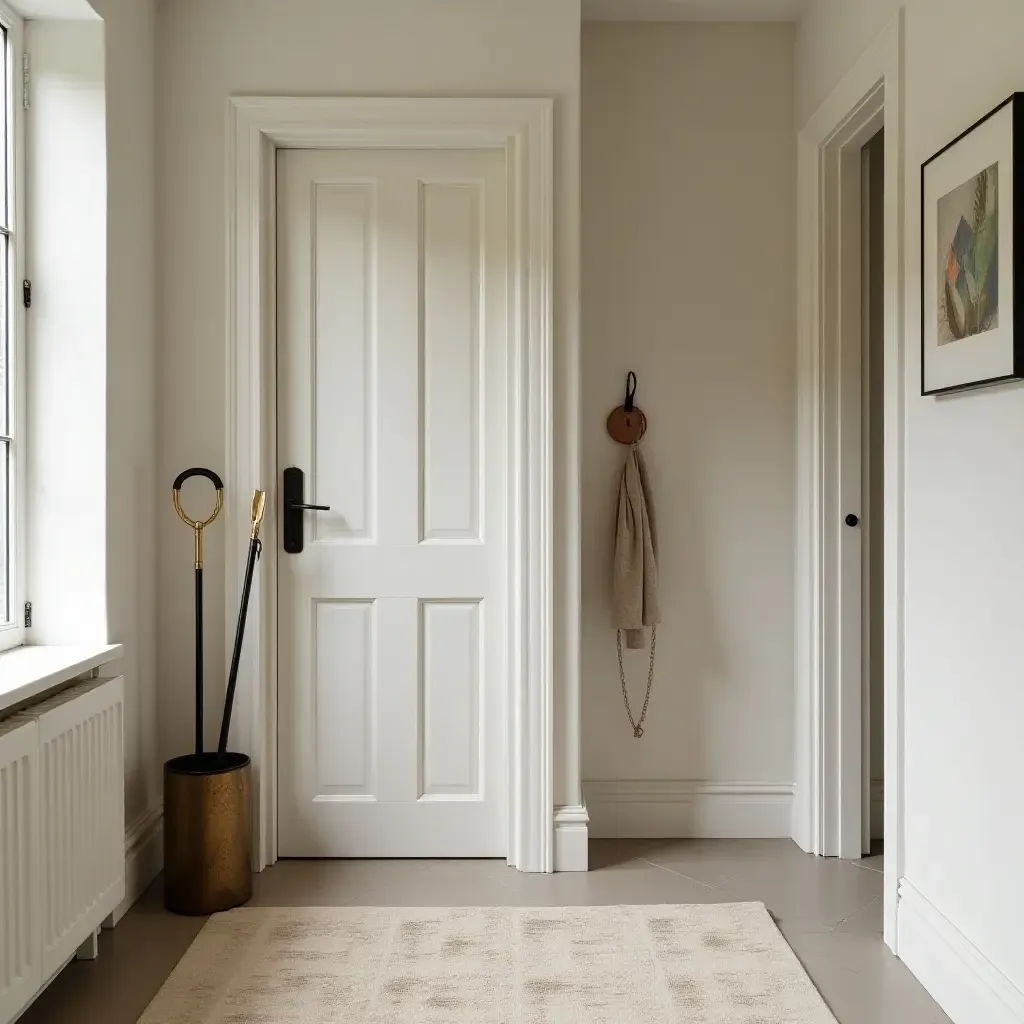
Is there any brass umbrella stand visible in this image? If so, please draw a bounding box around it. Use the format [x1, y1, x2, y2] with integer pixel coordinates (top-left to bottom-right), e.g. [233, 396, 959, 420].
[164, 468, 252, 916]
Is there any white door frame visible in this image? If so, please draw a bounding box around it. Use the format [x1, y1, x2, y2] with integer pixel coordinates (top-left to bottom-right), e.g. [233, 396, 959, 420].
[794, 12, 905, 951]
[224, 96, 555, 873]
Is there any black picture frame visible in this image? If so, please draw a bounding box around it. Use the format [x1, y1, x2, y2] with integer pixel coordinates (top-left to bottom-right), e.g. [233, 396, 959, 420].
[920, 92, 1024, 395]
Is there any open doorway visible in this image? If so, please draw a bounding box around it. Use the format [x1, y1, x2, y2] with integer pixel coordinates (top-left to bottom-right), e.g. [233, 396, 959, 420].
[861, 129, 884, 861]
[794, 11, 904, 949]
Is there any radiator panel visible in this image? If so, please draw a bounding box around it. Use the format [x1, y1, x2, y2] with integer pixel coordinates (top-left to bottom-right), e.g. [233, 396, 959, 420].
[13, 677, 125, 979]
[0, 718, 40, 1023]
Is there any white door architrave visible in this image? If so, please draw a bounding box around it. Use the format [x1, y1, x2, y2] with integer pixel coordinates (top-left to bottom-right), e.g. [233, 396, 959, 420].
[794, 13, 905, 952]
[225, 96, 555, 873]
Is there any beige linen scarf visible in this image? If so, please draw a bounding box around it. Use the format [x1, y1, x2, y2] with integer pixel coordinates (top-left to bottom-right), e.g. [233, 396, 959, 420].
[613, 444, 660, 649]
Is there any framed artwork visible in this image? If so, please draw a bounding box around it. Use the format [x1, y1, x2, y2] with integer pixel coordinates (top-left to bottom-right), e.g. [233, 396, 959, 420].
[921, 93, 1024, 395]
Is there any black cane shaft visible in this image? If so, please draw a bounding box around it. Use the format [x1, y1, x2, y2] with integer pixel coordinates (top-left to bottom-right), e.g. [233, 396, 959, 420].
[195, 566, 204, 755]
[218, 541, 258, 755]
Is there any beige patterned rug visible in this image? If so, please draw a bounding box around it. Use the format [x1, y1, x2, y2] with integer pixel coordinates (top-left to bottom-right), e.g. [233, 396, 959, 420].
[139, 903, 837, 1023]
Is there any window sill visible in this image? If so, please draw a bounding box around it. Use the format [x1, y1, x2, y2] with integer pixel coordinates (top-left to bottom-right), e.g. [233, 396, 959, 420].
[0, 643, 123, 716]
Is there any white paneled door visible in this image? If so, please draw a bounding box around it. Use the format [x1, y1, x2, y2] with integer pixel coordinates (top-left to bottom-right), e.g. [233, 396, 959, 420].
[277, 149, 508, 858]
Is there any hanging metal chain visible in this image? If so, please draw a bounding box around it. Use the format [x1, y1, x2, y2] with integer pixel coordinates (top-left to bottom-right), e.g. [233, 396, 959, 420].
[617, 625, 657, 739]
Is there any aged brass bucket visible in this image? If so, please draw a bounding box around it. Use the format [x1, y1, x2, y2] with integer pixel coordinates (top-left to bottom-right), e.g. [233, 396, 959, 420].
[163, 752, 252, 915]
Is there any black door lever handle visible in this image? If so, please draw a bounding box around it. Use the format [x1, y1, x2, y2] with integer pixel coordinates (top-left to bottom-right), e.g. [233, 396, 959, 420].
[288, 501, 331, 512]
[283, 467, 330, 553]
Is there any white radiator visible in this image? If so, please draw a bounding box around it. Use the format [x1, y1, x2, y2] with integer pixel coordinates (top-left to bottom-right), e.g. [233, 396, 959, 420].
[0, 715, 39, 1024]
[0, 676, 125, 1023]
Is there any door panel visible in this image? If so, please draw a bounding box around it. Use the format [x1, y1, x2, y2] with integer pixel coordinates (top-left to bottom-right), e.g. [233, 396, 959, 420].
[311, 182, 375, 541]
[421, 182, 483, 542]
[420, 600, 481, 798]
[277, 148, 508, 858]
[313, 600, 374, 797]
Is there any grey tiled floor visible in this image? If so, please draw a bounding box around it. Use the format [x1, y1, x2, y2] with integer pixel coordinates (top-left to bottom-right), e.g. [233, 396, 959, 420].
[19, 839, 950, 1024]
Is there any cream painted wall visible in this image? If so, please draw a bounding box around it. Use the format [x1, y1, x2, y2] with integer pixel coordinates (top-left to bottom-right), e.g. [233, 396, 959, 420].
[796, 0, 897, 128]
[27, 0, 159, 838]
[91, 0, 160, 834]
[155, 0, 582, 808]
[581, 25, 796, 784]
[799, 0, 1024, 997]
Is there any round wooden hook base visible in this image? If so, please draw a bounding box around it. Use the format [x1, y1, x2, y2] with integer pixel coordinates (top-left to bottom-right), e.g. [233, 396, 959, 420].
[606, 405, 647, 445]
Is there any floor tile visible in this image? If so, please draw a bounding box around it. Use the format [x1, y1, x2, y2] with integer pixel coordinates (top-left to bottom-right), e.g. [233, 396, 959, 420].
[502, 860, 726, 907]
[787, 929, 952, 1023]
[835, 896, 883, 935]
[320, 857, 435, 902]
[342, 861, 516, 907]
[248, 856, 327, 905]
[716, 850, 882, 932]
[640, 837, 807, 887]
[856, 853, 885, 874]
[250, 857, 437, 906]
[587, 837, 665, 870]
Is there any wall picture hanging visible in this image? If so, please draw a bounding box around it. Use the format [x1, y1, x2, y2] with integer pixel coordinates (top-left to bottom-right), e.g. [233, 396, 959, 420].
[607, 372, 660, 738]
[922, 92, 1024, 394]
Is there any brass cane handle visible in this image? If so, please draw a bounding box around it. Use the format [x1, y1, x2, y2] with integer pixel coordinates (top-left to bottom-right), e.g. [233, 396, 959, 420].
[250, 490, 267, 540]
[172, 468, 225, 568]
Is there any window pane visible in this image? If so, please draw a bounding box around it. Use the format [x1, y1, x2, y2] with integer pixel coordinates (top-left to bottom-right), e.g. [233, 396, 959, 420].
[0, 235, 7, 435]
[0, 28, 7, 229]
[0, 440, 9, 624]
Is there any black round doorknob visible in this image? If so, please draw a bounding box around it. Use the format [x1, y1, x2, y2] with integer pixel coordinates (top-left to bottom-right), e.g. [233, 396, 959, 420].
[845, 514, 859, 527]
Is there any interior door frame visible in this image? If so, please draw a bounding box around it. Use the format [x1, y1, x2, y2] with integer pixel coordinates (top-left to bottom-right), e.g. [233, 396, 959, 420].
[225, 96, 555, 873]
[794, 12, 905, 951]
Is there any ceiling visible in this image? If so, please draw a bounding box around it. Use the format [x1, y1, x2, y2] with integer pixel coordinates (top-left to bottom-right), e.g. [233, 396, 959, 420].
[15, 0, 804, 25]
[13, 0, 803, 23]
[14, 0, 98, 18]
[583, 0, 806, 21]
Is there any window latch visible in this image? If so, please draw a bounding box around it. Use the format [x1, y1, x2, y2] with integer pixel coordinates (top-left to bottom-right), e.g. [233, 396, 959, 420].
[22, 280, 31, 309]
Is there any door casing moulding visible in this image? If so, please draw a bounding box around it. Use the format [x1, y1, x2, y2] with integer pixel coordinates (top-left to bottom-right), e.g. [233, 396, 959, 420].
[794, 11, 905, 952]
[225, 96, 556, 872]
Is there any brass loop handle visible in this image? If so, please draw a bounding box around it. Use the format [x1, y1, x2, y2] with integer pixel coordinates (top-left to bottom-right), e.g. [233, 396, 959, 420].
[173, 489, 224, 531]
[172, 468, 224, 568]
[172, 467, 225, 529]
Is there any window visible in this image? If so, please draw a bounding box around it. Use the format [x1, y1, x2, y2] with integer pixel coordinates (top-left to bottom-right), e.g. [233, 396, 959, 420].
[0, 1, 23, 652]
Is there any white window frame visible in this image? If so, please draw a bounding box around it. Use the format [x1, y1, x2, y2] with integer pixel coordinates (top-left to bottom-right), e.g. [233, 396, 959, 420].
[0, 0, 26, 652]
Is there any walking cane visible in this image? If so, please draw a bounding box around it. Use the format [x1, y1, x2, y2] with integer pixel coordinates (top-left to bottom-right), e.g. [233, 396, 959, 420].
[218, 489, 266, 757]
[172, 468, 224, 756]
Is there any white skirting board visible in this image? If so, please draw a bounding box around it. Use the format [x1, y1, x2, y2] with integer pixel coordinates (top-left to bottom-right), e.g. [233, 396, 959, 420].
[108, 805, 163, 926]
[897, 880, 1024, 1024]
[553, 804, 589, 871]
[585, 780, 794, 839]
